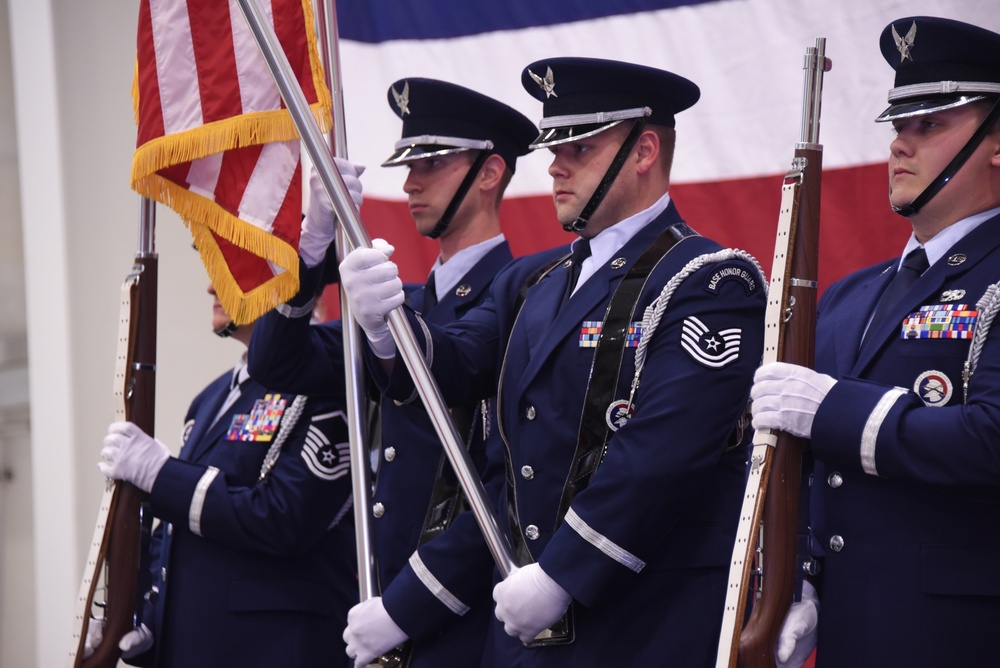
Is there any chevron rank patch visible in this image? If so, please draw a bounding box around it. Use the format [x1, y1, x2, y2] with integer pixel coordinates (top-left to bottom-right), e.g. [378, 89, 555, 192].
[226, 393, 287, 442]
[902, 304, 977, 339]
[579, 320, 643, 348]
[301, 410, 351, 480]
[681, 316, 742, 368]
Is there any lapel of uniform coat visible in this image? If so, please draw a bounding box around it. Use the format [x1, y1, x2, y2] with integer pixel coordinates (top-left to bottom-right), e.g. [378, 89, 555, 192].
[429, 242, 514, 324]
[852, 213, 1000, 375]
[515, 209, 678, 393]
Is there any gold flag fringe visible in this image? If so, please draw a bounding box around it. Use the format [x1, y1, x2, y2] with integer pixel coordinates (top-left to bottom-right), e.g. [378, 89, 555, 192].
[128, 0, 335, 324]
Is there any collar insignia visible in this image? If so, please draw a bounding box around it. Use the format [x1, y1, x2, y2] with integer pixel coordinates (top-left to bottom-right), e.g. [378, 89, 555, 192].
[391, 81, 411, 116]
[892, 21, 917, 62]
[610, 257, 627, 270]
[455, 284, 472, 298]
[528, 67, 557, 98]
[947, 253, 967, 266]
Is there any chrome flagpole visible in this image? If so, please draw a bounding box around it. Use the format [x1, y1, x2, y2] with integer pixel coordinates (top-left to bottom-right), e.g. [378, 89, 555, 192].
[234, 0, 518, 578]
[314, 0, 377, 602]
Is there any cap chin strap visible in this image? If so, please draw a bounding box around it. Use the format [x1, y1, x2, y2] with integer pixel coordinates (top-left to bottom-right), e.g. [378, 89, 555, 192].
[427, 150, 491, 240]
[564, 117, 648, 233]
[214, 321, 238, 338]
[892, 97, 1000, 217]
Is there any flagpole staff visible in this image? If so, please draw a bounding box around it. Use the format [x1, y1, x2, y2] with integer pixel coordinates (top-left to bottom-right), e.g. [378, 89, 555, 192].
[314, 0, 378, 602]
[233, 0, 519, 578]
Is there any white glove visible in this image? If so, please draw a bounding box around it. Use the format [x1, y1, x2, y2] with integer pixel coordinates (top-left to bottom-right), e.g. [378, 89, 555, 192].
[493, 563, 572, 643]
[343, 596, 408, 668]
[750, 362, 837, 439]
[99, 421, 172, 493]
[119, 623, 154, 659]
[300, 158, 366, 267]
[776, 580, 820, 668]
[339, 239, 404, 359]
[82, 619, 153, 660]
[82, 616, 104, 659]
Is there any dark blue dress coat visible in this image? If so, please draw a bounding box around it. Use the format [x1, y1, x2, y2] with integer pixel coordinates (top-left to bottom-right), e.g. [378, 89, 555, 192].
[808, 212, 1000, 667]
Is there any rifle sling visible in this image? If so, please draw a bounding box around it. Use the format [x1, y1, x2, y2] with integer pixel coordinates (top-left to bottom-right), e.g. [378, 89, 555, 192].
[555, 222, 696, 525]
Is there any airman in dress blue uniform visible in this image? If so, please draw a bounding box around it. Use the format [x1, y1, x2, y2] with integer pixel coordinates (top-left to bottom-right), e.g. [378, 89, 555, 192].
[247, 78, 537, 667]
[340, 57, 767, 667]
[92, 283, 357, 667]
[751, 16, 1000, 668]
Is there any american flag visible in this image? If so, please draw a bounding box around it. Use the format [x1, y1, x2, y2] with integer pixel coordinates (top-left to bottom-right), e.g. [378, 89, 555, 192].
[131, 0, 331, 324]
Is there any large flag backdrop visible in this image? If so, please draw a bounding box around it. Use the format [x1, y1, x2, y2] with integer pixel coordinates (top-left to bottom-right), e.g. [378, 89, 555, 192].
[323, 0, 998, 314]
[132, 0, 332, 325]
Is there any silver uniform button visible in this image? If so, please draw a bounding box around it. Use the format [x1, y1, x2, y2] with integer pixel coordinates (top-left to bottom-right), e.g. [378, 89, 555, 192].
[384, 446, 396, 462]
[525, 525, 540, 540]
[521, 465, 535, 480]
[827, 472, 843, 488]
[161, 566, 167, 582]
[526, 405, 537, 420]
[829, 535, 845, 552]
[372, 502, 385, 518]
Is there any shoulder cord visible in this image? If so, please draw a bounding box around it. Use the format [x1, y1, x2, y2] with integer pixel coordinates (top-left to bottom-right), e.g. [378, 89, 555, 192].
[257, 394, 308, 481]
[964, 282, 1000, 403]
[629, 249, 767, 409]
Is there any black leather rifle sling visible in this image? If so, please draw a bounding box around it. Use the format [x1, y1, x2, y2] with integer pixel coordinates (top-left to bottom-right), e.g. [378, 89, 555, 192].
[500, 222, 698, 566]
[554, 222, 697, 525]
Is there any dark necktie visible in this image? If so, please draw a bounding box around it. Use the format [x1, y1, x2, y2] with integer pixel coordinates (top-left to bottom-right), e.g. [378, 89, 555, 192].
[861, 246, 929, 351]
[423, 271, 438, 312]
[562, 239, 592, 304]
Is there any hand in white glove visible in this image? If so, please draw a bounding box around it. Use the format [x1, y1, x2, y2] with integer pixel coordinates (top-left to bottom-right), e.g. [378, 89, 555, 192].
[119, 623, 155, 659]
[82, 619, 153, 660]
[493, 563, 572, 643]
[339, 238, 404, 359]
[99, 421, 171, 493]
[776, 580, 820, 668]
[300, 158, 366, 267]
[342, 596, 408, 668]
[750, 362, 837, 439]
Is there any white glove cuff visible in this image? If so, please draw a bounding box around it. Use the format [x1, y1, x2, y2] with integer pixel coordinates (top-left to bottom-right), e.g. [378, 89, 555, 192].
[368, 326, 396, 360]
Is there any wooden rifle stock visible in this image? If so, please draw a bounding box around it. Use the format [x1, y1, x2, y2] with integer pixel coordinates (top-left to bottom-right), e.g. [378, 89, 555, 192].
[716, 39, 830, 668]
[68, 200, 157, 667]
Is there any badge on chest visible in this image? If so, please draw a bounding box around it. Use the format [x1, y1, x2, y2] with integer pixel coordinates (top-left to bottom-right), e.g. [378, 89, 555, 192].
[226, 393, 287, 442]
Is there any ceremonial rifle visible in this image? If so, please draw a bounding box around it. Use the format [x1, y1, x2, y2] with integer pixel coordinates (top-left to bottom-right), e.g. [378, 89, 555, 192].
[715, 38, 830, 668]
[67, 197, 157, 667]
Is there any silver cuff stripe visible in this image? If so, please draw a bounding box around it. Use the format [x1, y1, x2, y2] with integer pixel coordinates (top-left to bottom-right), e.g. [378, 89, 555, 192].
[565, 508, 645, 573]
[408, 552, 470, 616]
[860, 387, 908, 476]
[276, 299, 315, 318]
[189, 466, 220, 537]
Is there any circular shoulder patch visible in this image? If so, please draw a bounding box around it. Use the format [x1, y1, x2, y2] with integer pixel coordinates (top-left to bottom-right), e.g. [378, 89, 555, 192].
[913, 370, 953, 407]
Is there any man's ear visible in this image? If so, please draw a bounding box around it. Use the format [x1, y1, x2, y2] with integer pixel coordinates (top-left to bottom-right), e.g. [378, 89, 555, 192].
[634, 130, 660, 175]
[479, 153, 507, 190]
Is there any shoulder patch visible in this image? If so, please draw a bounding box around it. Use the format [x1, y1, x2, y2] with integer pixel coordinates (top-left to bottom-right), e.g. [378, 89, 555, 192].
[681, 316, 742, 368]
[300, 410, 350, 481]
[704, 260, 760, 296]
